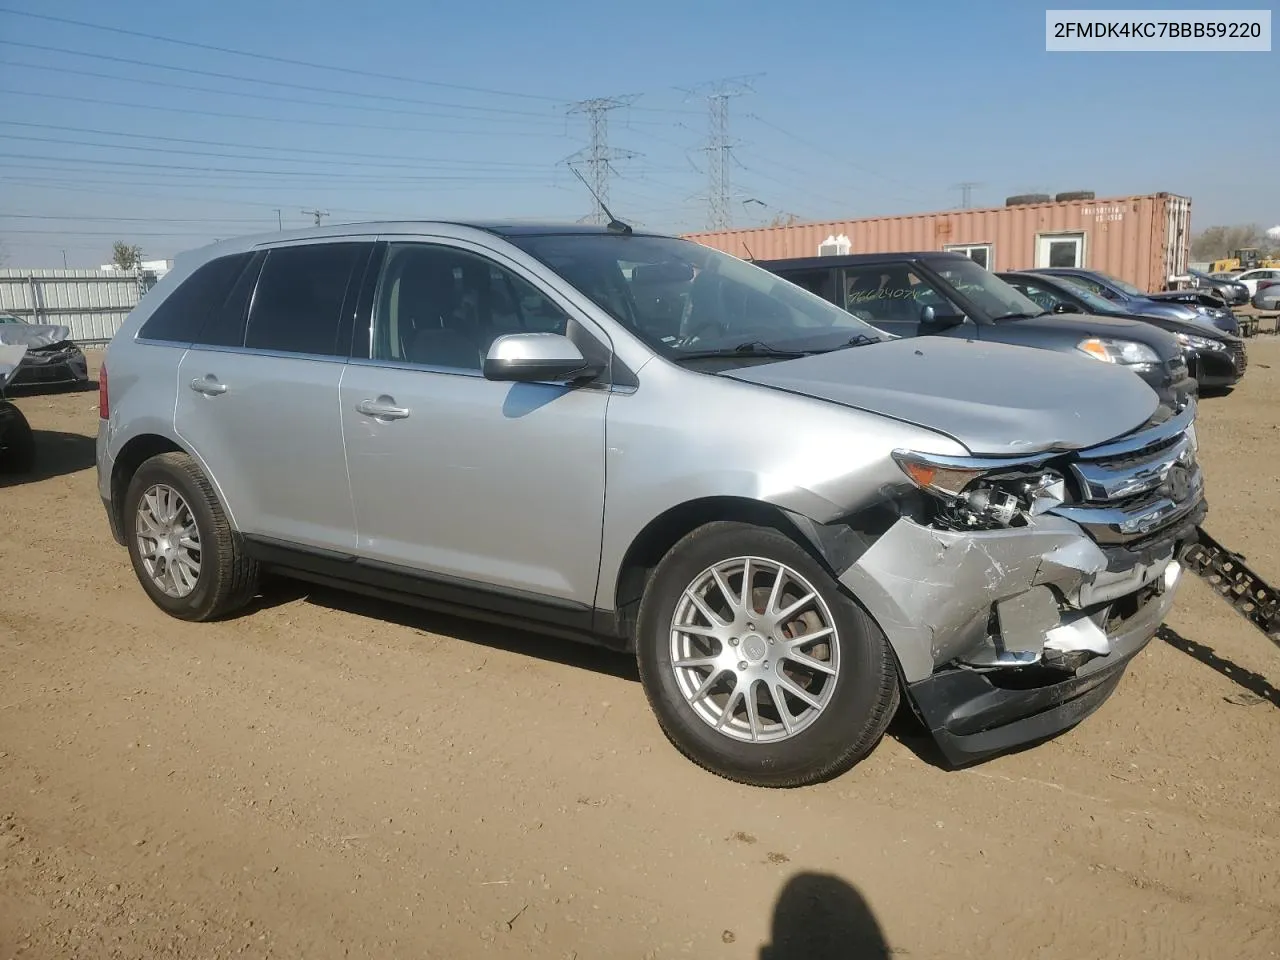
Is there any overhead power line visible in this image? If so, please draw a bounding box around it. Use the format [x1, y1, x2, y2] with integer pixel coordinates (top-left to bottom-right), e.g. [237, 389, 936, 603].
[0, 120, 552, 167]
[0, 5, 564, 102]
[0, 152, 555, 182]
[0, 132, 559, 173]
[0, 58, 568, 129]
[0, 41, 566, 122]
[0, 87, 572, 139]
[743, 113, 929, 198]
[0, 213, 283, 224]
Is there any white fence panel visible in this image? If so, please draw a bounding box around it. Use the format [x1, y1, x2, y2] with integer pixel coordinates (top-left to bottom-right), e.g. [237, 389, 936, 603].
[0, 268, 160, 343]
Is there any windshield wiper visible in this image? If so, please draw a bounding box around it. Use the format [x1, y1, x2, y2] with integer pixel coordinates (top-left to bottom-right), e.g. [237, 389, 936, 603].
[990, 310, 1048, 321]
[674, 339, 814, 361]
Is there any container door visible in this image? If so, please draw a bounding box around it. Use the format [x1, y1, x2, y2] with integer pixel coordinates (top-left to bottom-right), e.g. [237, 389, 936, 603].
[1035, 234, 1085, 269]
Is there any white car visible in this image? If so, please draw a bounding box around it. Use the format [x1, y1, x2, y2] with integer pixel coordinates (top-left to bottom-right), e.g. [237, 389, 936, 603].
[1232, 268, 1280, 296]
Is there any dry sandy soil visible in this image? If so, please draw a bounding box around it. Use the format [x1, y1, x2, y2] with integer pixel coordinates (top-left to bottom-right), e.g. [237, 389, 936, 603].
[2, 344, 1278, 960]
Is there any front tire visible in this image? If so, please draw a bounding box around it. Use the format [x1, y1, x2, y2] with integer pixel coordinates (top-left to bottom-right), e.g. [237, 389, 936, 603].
[635, 521, 900, 787]
[123, 452, 259, 621]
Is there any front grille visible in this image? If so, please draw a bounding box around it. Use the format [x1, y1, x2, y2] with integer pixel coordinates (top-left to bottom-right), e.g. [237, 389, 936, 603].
[1229, 342, 1247, 374]
[1049, 403, 1203, 545]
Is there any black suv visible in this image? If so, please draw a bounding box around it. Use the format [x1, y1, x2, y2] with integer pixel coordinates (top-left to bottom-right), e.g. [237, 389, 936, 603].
[759, 252, 1195, 408]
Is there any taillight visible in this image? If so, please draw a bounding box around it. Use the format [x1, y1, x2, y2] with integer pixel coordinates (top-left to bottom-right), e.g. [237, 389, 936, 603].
[98, 362, 109, 419]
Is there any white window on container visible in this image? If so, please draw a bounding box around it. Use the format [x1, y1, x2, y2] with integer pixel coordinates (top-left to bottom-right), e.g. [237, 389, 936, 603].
[818, 234, 851, 256]
[944, 243, 994, 270]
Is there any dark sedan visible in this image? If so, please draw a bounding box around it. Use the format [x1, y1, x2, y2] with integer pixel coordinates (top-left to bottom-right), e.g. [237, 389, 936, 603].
[758, 252, 1196, 410]
[1034, 268, 1240, 335]
[999, 270, 1246, 391]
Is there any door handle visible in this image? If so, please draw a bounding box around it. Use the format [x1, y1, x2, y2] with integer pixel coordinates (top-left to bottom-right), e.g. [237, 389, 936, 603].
[356, 397, 410, 421]
[189, 376, 227, 396]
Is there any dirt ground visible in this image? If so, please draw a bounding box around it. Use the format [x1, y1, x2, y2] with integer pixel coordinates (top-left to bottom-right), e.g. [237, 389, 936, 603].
[2, 343, 1278, 960]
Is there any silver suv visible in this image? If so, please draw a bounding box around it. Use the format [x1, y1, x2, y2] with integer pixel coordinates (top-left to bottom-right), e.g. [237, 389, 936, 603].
[97, 222, 1207, 787]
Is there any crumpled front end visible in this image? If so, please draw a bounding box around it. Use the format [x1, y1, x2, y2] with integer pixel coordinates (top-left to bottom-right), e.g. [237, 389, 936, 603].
[835, 400, 1205, 765]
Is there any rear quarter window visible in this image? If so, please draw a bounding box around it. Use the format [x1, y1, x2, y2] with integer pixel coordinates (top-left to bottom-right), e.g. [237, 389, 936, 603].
[137, 253, 253, 343]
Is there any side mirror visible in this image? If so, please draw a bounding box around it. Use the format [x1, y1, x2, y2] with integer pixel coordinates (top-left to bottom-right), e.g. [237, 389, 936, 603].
[482, 332, 603, 384]
[1052, 301, 1074, 314]
[919, 303, 964, 328]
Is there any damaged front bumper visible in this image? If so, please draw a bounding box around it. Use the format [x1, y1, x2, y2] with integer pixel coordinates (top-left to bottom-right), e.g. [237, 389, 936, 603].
[8, 343, 89, 387]
[828, 398, 1207, 765]
[840, 512, 1200, 766]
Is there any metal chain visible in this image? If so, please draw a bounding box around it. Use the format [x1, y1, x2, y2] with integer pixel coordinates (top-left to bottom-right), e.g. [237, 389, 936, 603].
[1181, 528, 1280, 651]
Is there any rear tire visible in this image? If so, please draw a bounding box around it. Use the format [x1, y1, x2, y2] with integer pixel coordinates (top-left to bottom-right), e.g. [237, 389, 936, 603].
[0, 403, 35, 474]
[123, 452, 259, 621]
[635, 521, 900, 787]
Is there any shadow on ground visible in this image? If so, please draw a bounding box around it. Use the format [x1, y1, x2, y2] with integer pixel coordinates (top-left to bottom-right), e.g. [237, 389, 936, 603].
[0, 430, 97, 488]
[758, 872, 890, 960]
[253, 577, 640, 682]
[1159, 625, 1279, 708]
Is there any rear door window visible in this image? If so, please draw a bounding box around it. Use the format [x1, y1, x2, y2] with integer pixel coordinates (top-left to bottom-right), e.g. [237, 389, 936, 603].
[138, 252, 252, 343]
[776, 268, 838, 304]
[244, 243, 370, 356]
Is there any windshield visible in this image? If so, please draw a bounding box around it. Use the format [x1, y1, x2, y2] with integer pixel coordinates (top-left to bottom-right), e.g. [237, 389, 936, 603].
[1041, 275, 1126, 314]
[1093, 271, 1146, 298]
[925, 256, 1046, 319]
[505, 233, 885, 360]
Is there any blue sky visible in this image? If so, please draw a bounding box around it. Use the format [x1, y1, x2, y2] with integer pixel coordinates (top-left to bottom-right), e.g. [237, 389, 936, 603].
[0, 0, 1274, 265]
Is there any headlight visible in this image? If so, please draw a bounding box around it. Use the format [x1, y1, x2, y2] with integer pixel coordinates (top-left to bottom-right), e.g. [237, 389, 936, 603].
[1076, 338, 1160, 365]
[1175, 332, 1226, 351]
[893, 452, 1066, 530]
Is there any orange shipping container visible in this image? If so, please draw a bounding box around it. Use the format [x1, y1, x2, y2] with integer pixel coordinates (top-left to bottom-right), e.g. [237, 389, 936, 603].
[683, 192, 1191, 294]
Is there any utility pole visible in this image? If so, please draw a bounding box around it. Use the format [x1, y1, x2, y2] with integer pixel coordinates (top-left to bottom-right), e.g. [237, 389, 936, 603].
[953, 182, 983, 209]
[301, 208, 328, 226]
[60, 249, 67, 268]
[564, 96, 638, 225]
[274, 208, 283, 230]
[684, 76, 759, 231]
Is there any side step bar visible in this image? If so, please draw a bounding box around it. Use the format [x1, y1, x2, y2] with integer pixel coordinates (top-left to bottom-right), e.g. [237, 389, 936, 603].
[1180, 526, 1280, 651]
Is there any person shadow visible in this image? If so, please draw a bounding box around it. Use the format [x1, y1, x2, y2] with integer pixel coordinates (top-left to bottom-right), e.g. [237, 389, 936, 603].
[759, 872, 890, 960]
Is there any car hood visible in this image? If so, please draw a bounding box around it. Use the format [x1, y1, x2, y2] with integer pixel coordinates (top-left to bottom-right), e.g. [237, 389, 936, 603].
[1145, 290, 1225, 308]
[0, 323, 72, 349]
[1110, 312, 1240, 343]
[0, 344, 29, 390]
[722, 337, 1159, 456]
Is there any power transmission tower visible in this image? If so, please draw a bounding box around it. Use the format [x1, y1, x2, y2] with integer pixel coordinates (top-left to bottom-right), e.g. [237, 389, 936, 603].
[564, 96, 637, 224]
[953, 182, 983, 209]
[683, 76, 759, 231]
[301, 208, 328, 226]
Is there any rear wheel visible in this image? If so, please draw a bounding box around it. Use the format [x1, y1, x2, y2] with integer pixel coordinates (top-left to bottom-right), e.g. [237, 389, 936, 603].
[0, 403, 35, 474]
[635, 521, 900, 787]
[123, 452, 259, 621]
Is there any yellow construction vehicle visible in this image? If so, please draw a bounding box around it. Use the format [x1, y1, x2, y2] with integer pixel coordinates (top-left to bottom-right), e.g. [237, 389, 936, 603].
[1210, 247, 1280, 273]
